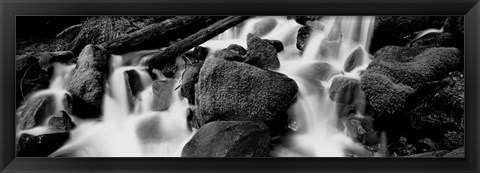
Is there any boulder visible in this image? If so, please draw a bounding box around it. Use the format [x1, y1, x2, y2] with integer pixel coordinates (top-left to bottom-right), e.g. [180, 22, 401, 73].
[360, 73, 415, 116]
[214, 49, 244, 62]
[367, 47, 462, 89]
[252, 18, 278, 37]
[16, 55, 50, 108]
[67, 44, 109, 117]
[196, 57, 298, 127]
[152, 79, 176, 111]
[181, 121, 270, 157]
[16, 132, 70, 157]
[344, 47, 364, 72]
[180, 62, 204, 104]
[244, 33, 280, 69]
[48, 110, 76, 131]
[226, 44, 247, 56]
[370, 16, 447, 53]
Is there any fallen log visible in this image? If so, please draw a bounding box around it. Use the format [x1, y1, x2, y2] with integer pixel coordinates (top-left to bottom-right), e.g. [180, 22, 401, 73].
[146, 16, 250, 70]
[102, 16, 227, 55]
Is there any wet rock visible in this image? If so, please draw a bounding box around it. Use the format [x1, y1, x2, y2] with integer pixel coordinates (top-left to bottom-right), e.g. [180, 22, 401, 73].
[293, 16, 323, 25]
[252, 18, 278, 37]
[367, 47, 462, 89]
[48, 110, 76, 131]
[296, 26, 310, 51]
[226, 44, 247, 56]
[136, 115, 162, 143]
[152, 79, 176, 111]
[16, 96, 56, 131]
[329, 76, 365, 105]
[181, 121, 270, 157]
[244, 33, 280, 69]
[16, 55, 50, 108]
[360, 73, 415, 116]
[443, 147, 464, 157]
[67, 44, 109, 117]
[124, 69, 144, 109]
[180, 62, 204, 104]
[214, 49, 244, 62]
[16, 132, 70, 157]
[196, 57, 298, 127]
[370, 16, 447, 53]
[344, 47, 364, 72]
[265, 39, 284, 52]
[319, 39, 342, 59]
[17, 93, 74, 131]
[344, 117, 379, 145]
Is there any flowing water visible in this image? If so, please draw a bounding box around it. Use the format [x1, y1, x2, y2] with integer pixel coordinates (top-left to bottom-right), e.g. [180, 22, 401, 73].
[19, 16, 377, 157]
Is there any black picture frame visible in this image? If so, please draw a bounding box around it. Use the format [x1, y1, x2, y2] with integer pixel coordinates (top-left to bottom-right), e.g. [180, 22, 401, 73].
[1, 0, 479, 172]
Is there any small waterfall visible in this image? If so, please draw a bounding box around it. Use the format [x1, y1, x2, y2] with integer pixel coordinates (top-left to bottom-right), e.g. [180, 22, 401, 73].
[22, 16, 378, 157]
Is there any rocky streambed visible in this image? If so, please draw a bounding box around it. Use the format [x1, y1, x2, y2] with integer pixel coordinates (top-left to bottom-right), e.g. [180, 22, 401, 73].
[15, 16, 464, 157]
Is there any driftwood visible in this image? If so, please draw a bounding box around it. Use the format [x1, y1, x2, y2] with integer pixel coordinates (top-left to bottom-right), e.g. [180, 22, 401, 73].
[102, 16, 227, 55]
[146, 16, 250, 69]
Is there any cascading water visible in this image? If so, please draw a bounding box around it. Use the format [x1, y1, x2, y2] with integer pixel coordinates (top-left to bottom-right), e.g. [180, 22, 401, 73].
[20, 16, 377, 157]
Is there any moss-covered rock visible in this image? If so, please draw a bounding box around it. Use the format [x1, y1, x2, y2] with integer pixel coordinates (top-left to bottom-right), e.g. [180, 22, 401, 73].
[196, 57, 298, 128]
[244, 33, 280, 69]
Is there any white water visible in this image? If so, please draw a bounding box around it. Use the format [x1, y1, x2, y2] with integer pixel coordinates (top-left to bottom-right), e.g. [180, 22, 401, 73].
[20, 16, 379, 157]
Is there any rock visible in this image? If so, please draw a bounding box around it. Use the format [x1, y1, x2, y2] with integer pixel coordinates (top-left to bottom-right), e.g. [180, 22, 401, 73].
[213, 49, 244, 62]
[16, 96, 56, 131]
[406, 150, 450, 157]
[181, 121, 270, 157]
[67, 44, 109, 117]
[293, 16, 323, 25]
[319, 39, 342, 59]
[152, 79, 176, 111]
[17, 93, 73, 131]
[16, 55, 50, 108]
[296, 26, 310, 51]
[360, 73, 415, 116]
[196, 57, 298, 128]
[48, 110, 76, 131]
[344, 47, 364, 72]
[16, 132, 70, 157]
[252, 18, 278, 37]
[180, 62, 204, 104]
[184, 46, 209, 62]
[329, 76, 365, 105]
[124, 69, 144, 110]
[226, 44, 247, 56]
[136, 115, 162, 143]
[443, 147, 464, 157]
[265, 39, 284, 52]
[366, 47, 462, 89]
[372, 45, 426, 62]
[244, 33, 280, 69]
[370, 16, 447, 53]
